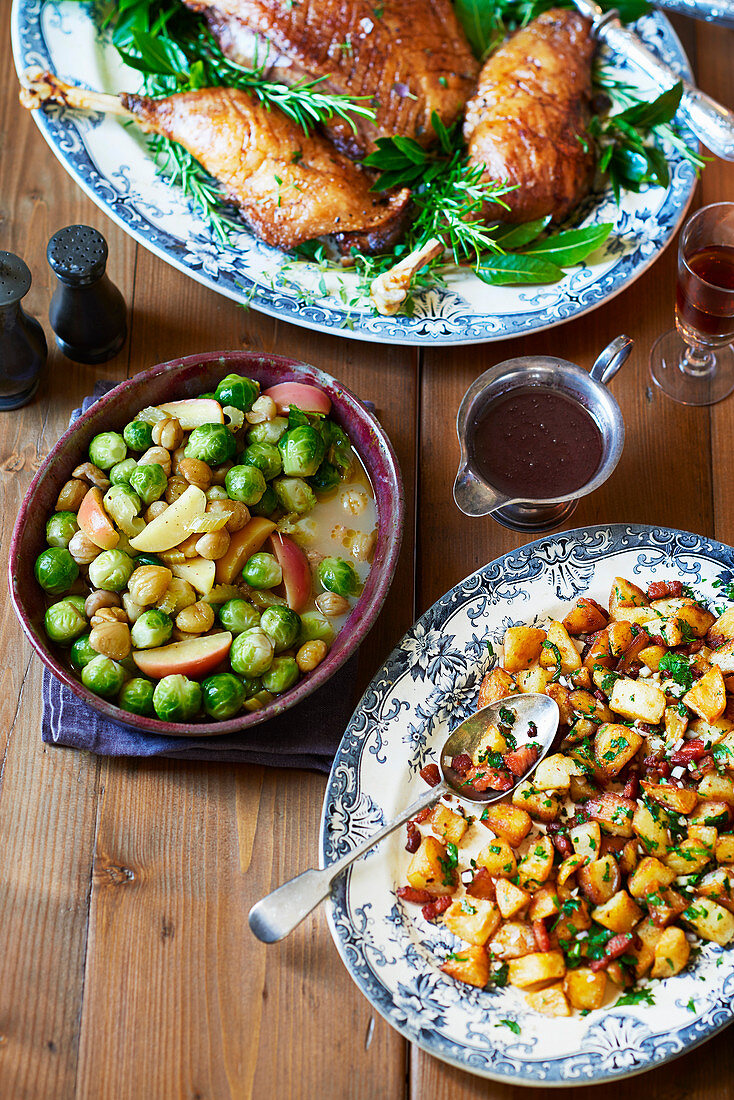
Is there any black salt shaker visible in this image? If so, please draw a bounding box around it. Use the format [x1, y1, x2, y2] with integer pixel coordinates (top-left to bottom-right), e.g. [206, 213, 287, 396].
[0, 252, 47, 410]
[47, 225, 127, 364]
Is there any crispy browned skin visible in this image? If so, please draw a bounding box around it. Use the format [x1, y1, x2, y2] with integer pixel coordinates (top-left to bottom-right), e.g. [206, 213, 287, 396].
[121, 86, 410, 251]
[185, 0, 478, 157]
[464, 9, 595, 225]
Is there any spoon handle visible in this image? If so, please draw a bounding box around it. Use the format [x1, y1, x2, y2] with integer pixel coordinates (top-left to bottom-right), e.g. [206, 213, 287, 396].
[248, 783, 445, 943]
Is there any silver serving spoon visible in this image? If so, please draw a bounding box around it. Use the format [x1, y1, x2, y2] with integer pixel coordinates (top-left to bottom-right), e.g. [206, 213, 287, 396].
[248, 692, 560, 943]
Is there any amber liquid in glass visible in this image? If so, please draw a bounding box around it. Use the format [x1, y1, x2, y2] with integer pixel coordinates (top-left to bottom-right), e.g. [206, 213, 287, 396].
[676, 244, 734, 342]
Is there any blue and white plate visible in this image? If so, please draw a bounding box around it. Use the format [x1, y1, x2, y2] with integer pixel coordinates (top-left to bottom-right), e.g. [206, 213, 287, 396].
[12, 2, 697, 345]
[321, 525, 734, 1085]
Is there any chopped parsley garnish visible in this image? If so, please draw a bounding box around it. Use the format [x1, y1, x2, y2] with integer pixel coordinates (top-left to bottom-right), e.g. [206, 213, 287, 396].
[491, 962, 509, 987]
[495, 1019, 521, 1035]
[686, 998, 697, 1012]
[615, 987, 656, 1007]
[658, 652, 694, 691]
[498, 706, 516, 727]
[541, 640, 563, 682]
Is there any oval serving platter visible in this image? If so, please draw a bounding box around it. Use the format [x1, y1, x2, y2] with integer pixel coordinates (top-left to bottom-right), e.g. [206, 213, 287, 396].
[321, 524, 734, 1085]
[12, 1, 696, 346]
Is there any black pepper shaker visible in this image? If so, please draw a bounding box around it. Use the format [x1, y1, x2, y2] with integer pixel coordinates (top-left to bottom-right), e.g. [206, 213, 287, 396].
[0, 252, 47, 410]
[47, 225, 127, 364]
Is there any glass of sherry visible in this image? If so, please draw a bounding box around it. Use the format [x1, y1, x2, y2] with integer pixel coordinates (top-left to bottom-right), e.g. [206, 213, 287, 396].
[650, 202, 734, 406]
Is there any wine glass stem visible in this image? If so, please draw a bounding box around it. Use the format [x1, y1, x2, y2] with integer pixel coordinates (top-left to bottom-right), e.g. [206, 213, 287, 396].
[680, 343, 716, 377]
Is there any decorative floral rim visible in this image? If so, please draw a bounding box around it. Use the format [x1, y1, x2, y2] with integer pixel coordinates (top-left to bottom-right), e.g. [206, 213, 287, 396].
[12, 0, 697, 345]
[320, 525, 734, 1085]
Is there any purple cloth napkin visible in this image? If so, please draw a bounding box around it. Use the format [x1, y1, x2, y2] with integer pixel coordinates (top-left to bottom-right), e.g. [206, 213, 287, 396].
[40, 381, 362, 772]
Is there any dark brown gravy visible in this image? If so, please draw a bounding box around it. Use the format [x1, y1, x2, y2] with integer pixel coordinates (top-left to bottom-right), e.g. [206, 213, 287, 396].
[469, 387, 603, 498]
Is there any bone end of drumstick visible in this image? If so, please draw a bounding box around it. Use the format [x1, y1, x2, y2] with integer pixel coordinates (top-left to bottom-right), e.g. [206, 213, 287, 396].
[369, 238, 445, 316]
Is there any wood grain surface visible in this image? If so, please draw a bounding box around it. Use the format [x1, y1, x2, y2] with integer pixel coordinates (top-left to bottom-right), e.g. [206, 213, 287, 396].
[1, 9, 733, 1100]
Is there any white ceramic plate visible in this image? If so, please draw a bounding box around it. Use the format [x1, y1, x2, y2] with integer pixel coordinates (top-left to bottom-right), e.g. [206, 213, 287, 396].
[13, 1, 697, 344]
[321, 525, 734, 1085]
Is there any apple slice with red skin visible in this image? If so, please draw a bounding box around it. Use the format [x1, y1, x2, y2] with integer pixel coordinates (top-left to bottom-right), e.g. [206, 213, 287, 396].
[78, 487, 119, 550]
[132, 631, 233, 679]
[262, 382, 331, 417]
[269, 533, 311, 613]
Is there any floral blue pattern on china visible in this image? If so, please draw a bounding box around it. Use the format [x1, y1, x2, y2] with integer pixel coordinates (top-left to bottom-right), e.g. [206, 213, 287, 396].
[320, 525, 734, 1084]
[12, 0, 697, 345]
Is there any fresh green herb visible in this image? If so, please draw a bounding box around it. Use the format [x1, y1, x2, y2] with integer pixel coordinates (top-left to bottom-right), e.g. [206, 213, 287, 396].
[495, 1018, 521, 1035]
[542, 640, 563, 682]
[658, 652, 694, 692]
[498, 706, 517, 727]
[615, 986, 656, 1007]
[686, 998, 697, 1012]
[491, 962, 510, 987]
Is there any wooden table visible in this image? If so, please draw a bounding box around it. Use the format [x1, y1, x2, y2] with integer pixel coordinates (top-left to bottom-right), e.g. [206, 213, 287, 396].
[1, 12, 733, 1099]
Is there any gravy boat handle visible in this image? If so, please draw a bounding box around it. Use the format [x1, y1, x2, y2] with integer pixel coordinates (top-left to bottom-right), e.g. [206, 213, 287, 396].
[589, 334, 634, 386]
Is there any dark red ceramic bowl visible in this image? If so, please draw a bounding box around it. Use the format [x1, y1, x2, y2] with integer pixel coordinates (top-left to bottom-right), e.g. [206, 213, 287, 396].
[9, 352, 404, 737]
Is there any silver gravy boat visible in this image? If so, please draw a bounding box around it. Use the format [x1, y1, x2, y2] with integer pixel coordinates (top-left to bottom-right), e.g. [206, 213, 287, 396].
[453, 335, 632, 532]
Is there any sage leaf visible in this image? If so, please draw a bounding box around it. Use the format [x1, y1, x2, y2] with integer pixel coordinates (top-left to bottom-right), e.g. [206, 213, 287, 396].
[476, 253, 565, 285]
[521, 222, 614, 266]
[491, 216, 551, 250]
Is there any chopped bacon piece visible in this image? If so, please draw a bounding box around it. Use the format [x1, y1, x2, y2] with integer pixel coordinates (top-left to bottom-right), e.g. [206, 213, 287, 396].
[411, 806, 433, 825]
[670, 739, 706, 766]
[422, 895, 452, 922]
[504, 743, 540, 777]
[465, 765, 514, 792]
[450, 753, 472, 776]
[649, 634, 666, 647]
[600, 835, 627, 857]
[681, 640, 704, 655]
[623, 775, 639, 800]
[589, 931, 639, 971]
[397, 886, 434, 904]
[405, 821, 421, 853]
[466, 867, 496, 900]
[551, 833, 573, 857]
[533, 920, 551, 952]
[642, 755, 671, 780]
[647, 580, 684, 599]
[419, 763, 441, 787]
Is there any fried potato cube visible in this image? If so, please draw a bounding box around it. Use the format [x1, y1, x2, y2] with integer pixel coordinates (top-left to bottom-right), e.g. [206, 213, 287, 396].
[609, 678, 666, 724]
[569, 666, 593, 690]
[503, 626, 547, 673]
[650, 597, 715, 638]
[570, 820, 602, 863]
[480, 803, 532, 849]
[715, 834, 734, 863]
[562, 597, 608, 636]
[698, 773, 734, 805]
[628, 856, 677, 899]
[533, 753, 583, 792]
[594, 723, 644, 778]
[477, 667, 516, 708]
[539, 621, 581, 674]
[564, 967, 607, 1011]
[529, 886, 562, 921]
[633, 802, 670, 857]
[657, 617, 683, 647]
[609, 577, 648, 616]
[441, 944, 489, 988]
[406, 836, 455, 895]
[489, 921, 537, 959]
[664, 704, 689, 747]
[584, 791, 637, 837]
[546, 683, 575, 725]
[651, 926, 690, 979]
[688, 715, 733, 744]
[471, 723, 509, 765]
[591, 890, 643, 933]
[512, 782, 561, 823]
[557, 854, 585, 891]
[640, 645, 667, 671]
[640, 781, 698, 815]
[663, 838, 713, 875]
[507, 951, 566, 990]
[628, 916, 663, 978]
[578, 855, 621, 906]
[696, 867, 734, 905]
[515, 665, 551, 695]
[517, 835, 554, 890]
[619, 839, 639, 877]
[607, 620, 636, 656]
[688, 823, 717, 851]
[610, 607, 658, 627]
[443, 897, 501, 946]
[689, 800, 732, 828]
[525, 982, 571, 1017]
[428, 803, 469, 845]
[683, 665, 727, 722]
[584, 629, 614, 671]
[682, 896, 734, 945]
[710, 641, 734, 675]
[495, 877, 531, 919]
[476, 837, 517, 878]
[569, 773, 598, 802]
[708, 608, 734, 648]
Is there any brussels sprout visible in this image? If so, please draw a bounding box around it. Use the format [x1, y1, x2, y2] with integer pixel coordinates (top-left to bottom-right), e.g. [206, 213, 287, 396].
[118, 677, 155, 716]
[218, 598, 260, 634]
[250, 485, 278, 517]
[129, 463, 168, 505]
[225, 464, 266, 505]
[185, 423, 237, 466]
[242, 441, 282, 481]
[35, 547, 79, 595]
[66, 594, 87, 614]
[89, 431, 127, 470]
[110, 458, 138, 486]
[261, 656, 299, 695]
[230, 628, 274, 677]
[241, 676, 264, 699]
[70, 632, 99, 669]
[278, 425, 325, 478]
[88, 549, 135, 592]
[82, 654, 126, 698]
[297, 611, 335, 646]
[46, 511, 79, 549]
[323, 420, 354, 476]
[318, 556, 362, 597]
[199, 391, 216, 400]
[202, 673, 246, 719]
[153, 675, 202, 722]
[130, 608, 173, 649]
[123, 420, 153, 452]
[215, 373, 260, 413]
[242, 552, 282, 589]
[260, 605, 301, 652]
[44, 598, 88, 644]
[272, 476, 316, 515]
[103, 484, 142, 535]
[309, 461, 341, 494]
[248, 416, 289, 446]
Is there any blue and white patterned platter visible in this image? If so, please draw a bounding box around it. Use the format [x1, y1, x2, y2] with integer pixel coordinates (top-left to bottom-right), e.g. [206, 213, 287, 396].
[321, 525, 734, 1084]
[12, 1, 697, 345]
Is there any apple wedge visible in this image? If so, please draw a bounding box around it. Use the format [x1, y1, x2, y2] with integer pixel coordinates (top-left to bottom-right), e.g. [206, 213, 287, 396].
[130, 486, 207, 553]
[132, 631, 233, 679]
[172, 557, 216, 596]
[263, 382, 331, 416]
[157, 398, 224, 429]
[269, 533, 311, 613]
[78, 487, 119, 550]
[216, 517, 277, 584]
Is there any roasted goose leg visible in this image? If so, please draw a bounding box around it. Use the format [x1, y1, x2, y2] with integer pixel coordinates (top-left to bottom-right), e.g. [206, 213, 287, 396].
[20, 70, 410, 253]
[185, 0, 478, 158]
[464, 9, 596, 225]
